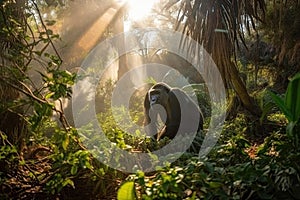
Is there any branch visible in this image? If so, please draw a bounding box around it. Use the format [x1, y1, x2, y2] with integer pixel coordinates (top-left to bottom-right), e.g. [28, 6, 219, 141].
[31, 0, 63, 65]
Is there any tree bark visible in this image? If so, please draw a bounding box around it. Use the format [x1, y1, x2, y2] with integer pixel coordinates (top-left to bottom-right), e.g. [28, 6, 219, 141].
[227, 61, 261, 116]
[0, 0, 27, 151]
[210, 32, 262, 117]
[113, 8, 129, 80]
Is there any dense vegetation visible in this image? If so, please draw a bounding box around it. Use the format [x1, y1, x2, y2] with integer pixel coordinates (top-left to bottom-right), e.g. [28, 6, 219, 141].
[0, 0, 299, 199]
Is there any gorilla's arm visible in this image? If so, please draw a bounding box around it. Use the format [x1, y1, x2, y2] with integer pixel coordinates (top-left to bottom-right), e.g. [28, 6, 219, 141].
[143, 91, 158, 137]
[155, 90, 181, 140]
[173, 88, 203, 131]
[157, 88, 203, 139]
[176, 88, 203, 131]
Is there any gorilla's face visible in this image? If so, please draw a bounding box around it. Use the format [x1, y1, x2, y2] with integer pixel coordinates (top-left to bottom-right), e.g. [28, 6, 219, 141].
[149, 92, 160, 106]
[148, 86, 169, 107]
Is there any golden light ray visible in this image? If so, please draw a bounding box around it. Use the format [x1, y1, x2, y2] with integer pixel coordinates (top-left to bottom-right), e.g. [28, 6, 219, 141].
[127, 0, 158, 21]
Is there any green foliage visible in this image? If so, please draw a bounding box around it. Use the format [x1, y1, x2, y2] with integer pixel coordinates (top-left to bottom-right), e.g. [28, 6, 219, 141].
[285, 74, 300, 122]
[42, 69, 76, 100]
[268, 73, 300, 147]
[0, 1, 99, 197]
[118, 114, 300, 200]
[117, 181, 136, 200]
[0, 132, 18, 166]
[128, 143, 300, 199]
[133, 166, 185, 200]
[45, 174, 75, 195]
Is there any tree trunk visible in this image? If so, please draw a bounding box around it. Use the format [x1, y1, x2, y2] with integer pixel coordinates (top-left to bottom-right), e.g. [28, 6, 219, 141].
[0, 0, 27, 151]
[227, 61, 261, 116]
[209, 31, 261, 117]
[113, 9, 129, 80]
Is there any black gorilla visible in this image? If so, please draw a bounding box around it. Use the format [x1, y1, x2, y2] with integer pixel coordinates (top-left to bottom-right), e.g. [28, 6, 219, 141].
[143, 82, 203, 140]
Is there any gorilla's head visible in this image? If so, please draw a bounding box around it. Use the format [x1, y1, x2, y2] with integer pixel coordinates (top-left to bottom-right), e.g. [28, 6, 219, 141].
[148, 83, 170, 106]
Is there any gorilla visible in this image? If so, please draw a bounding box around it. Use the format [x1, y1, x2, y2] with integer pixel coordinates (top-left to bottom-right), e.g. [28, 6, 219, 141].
[143, 82, 203, 140]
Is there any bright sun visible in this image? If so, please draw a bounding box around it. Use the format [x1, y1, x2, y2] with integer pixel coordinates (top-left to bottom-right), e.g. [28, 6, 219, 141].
[127, 0, 158, 21]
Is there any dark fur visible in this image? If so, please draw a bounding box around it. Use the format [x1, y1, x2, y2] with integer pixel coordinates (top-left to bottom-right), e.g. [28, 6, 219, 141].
[143, 83, 203, 140]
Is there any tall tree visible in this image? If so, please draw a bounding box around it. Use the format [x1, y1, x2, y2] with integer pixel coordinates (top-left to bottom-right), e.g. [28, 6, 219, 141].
[262, 1, 300, 88]
[0, 0, 27, 150]
[168, 0, 266, 116]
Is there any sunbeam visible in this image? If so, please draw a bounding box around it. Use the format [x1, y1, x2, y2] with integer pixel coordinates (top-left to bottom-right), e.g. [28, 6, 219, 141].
[127, 0, 158, 21]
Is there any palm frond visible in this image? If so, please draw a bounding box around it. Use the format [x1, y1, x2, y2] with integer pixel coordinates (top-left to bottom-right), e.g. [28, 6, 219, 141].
[175, 0, 265, 53]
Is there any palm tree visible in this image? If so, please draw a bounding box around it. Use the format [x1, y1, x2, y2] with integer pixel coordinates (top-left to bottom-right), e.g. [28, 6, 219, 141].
[168, 0, 266, 116]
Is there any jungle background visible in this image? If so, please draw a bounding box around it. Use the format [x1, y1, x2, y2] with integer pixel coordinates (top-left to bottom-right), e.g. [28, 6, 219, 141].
[0, 0, 300, 199]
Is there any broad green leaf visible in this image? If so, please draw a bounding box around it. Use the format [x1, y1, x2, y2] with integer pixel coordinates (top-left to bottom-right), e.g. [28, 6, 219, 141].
[62, 178, 75, 188]
[286, 121, 297, 138]
[71, 165, 78, 175]
[260, 100, 275, 123]
[285, 73, 300, 122]
[268, 90, 292, 121]
[209, 181, 222, 188]
[117, 181, 136, 200]
[62, 134, 69, 151]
